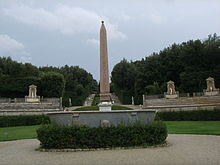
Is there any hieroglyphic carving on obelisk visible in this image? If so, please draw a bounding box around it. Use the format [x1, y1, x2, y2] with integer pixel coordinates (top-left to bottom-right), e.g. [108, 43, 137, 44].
[100, 21, 110, 102]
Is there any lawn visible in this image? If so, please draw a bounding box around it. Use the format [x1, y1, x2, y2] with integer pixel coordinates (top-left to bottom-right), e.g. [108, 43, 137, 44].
[0, 121, 220, 141]
[165, 121, 220, 135]
[0, 125, 40, 141]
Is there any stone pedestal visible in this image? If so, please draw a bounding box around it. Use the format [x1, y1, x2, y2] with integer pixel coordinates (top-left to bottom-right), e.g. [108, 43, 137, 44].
[25, 96, 40, 102]
[204, 91, 219, 96]
[99, 101, 112, 111]
[100, 93, 111, 102]
[165, 94, 178, 99]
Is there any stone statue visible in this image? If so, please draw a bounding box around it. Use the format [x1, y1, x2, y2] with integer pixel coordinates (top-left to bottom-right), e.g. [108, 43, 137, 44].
[167, 80, 176, 95]
[25, 85, 40, 102]
[165, 80, 179, 99]
[204, 77, 219, 96]
[132, 96, 134, 105]
[206, 77, 216, 92]
[28, 85, 37, 98]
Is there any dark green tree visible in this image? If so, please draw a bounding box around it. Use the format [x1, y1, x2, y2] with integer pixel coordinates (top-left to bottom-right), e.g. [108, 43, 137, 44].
[40, 72, 65, 98]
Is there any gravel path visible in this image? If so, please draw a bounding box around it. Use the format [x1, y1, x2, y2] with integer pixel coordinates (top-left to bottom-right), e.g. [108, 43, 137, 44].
[0, 134, 219, 165]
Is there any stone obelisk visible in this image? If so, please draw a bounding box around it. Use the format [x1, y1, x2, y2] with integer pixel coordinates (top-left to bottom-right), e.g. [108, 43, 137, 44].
[99, 21, 112, 111]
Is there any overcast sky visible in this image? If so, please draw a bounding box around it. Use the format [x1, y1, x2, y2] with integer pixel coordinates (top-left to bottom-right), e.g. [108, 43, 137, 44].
[0, 0, 219, 80]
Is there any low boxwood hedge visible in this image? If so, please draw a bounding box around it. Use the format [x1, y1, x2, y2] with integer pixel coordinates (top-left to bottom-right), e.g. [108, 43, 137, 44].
[37, 121, 167, 149]
[0, 115, 50, 127]
[156, 110, 220, 121]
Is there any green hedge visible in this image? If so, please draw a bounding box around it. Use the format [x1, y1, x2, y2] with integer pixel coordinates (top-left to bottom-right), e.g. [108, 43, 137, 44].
[0, 115, 50, 127]
[156, 110, 220, 121]
[37, 121, 167, 149]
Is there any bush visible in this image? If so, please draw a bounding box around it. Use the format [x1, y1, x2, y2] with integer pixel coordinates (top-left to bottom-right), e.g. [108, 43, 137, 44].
[0, 115, 50, 127]
[156, 110, 220, 121]
[37, 121, 167, 149]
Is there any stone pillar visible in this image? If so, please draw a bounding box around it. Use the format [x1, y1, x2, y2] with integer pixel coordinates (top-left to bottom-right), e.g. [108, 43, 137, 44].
[99, 21, 112, 111]
[100, 21, 111, 102]
[132, 96, 134, 105]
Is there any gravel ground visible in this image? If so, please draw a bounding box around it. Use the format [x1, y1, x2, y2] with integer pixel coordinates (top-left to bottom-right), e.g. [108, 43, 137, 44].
[0, 134, 219, 165]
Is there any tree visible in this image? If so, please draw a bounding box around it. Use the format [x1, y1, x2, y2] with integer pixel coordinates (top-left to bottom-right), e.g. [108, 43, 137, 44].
[40, 72, 65, 98]
[111, 59, 137, 104]
[111, 34, 220, 104]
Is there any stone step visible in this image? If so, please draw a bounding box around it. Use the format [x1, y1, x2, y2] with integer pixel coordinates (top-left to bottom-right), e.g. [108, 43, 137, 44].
[144, 96, 220, 107]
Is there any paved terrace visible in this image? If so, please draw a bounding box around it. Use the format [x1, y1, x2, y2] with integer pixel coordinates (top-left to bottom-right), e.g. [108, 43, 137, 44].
[0, 134, 219, 165]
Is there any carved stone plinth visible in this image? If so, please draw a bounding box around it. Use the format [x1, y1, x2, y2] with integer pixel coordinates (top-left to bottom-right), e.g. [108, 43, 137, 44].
[25, 96, 40, 103]
[99, 101, 112, 111]
[100, 93, 111, 102]
[204, 91, 219, 96]
[165, 94, 178, 99]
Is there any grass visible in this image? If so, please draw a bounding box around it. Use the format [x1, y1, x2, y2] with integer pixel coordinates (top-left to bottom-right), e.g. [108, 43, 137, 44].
[165, 121, 220, 135]
[0, 125, 40, 141]
[74, 105, 133, 111]
[0, 121, 220, 141]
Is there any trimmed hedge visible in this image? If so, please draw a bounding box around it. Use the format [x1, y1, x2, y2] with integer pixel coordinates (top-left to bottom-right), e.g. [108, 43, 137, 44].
[37, 121, 167, 149]
[156, 110, 220, 121]
[0, 115, 50, 127]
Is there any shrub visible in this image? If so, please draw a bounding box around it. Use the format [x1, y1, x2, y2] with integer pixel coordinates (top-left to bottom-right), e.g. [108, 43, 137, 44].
[156, 109, 220, 121]
[37, 121, 167, 149]
[0, 115, 50, 127]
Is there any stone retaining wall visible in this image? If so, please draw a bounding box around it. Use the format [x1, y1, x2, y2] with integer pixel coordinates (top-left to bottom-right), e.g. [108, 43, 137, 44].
[143, 95, 220, 111]
[0, 98, 62, 116]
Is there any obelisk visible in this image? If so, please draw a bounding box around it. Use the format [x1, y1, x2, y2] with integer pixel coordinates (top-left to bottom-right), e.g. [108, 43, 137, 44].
[99, 21, 111, 111]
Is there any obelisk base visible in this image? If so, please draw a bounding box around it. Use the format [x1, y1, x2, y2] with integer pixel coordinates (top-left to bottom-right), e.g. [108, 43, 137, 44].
[99, 101, 112, 111]
[100, 93, 111, 102]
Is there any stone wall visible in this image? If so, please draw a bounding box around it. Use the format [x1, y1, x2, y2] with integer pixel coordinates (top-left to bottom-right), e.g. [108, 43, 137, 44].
[143, 95, 220, 111]
[48, 110, 156, 127]
[0, 98, 62, 116]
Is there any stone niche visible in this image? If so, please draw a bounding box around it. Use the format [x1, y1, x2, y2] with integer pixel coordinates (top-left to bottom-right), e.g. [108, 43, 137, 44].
[165, 80, 179, 99]
[204, 77, 219, 96]
[25, 85, 40, 103]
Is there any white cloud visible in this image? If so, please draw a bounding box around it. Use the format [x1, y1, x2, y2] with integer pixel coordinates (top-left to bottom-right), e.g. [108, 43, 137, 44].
[86, 39, 99, 47]
[0, 34, 31, 63]
[148, 13, 167, 24]
[121, 13, 132, 21]
[3, 4, 127, 40]
[0, 34, 24, 53]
